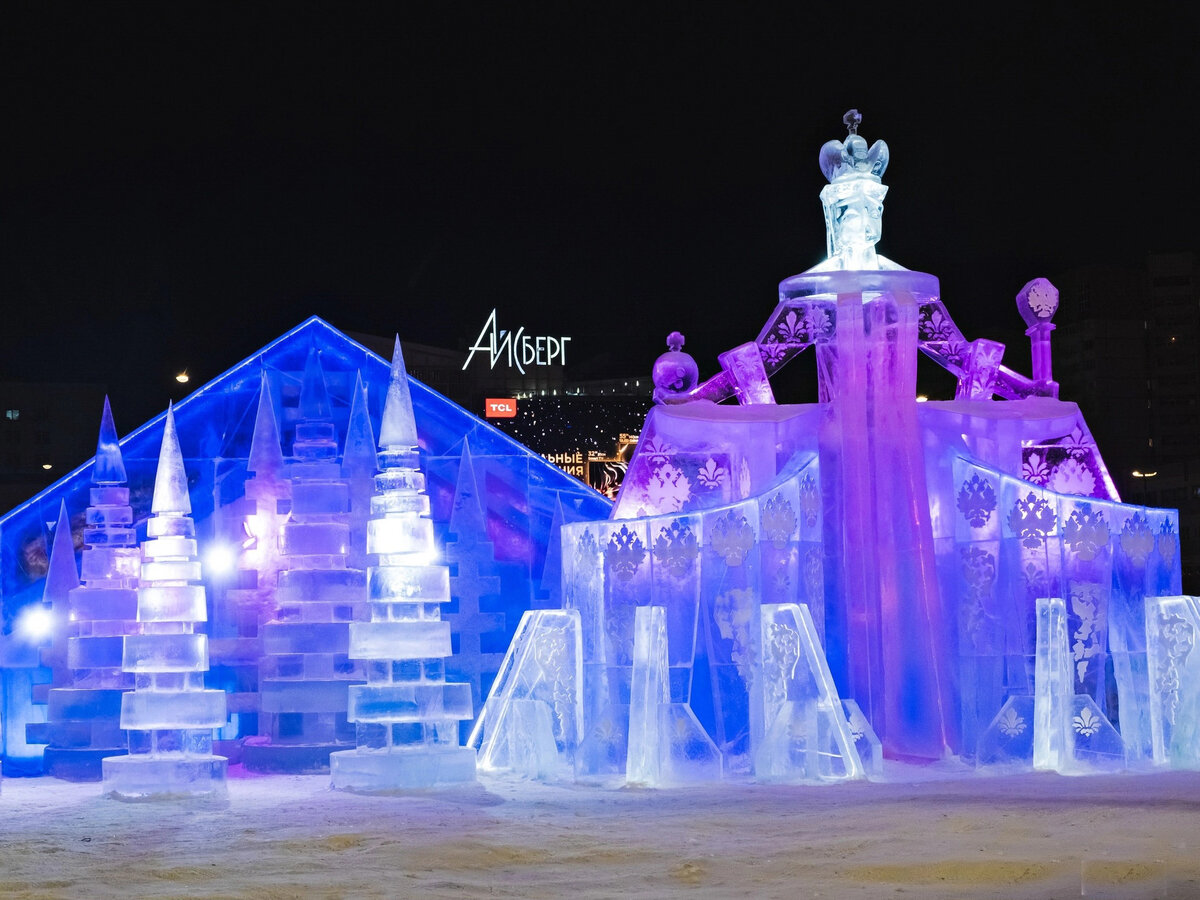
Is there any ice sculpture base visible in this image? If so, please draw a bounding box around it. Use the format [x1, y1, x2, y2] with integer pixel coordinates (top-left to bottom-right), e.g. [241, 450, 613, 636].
[329, 746, 477, 792]
[242, 739, 356, 774]
[101, 754, 228, 801]
[43, 746, 128, 783]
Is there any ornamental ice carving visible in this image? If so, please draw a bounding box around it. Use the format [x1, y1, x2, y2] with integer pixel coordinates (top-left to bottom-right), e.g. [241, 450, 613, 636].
[956, 474, 997, 527]
[709, 512, 755, 567]
[605, 525, 647, 582]
[1009, 492, 1057, 548]
[652, 520, 699, 578]
[1063, 507, 1109, 562]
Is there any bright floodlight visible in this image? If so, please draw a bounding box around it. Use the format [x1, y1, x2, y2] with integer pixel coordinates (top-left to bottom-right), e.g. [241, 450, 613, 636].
[176, 371, 190, 384]
[16, 604, 55, 643]
[203, 542, 238, 576]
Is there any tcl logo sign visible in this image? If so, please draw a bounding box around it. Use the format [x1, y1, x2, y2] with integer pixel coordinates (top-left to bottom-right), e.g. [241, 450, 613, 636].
[485, 398, 517, 418]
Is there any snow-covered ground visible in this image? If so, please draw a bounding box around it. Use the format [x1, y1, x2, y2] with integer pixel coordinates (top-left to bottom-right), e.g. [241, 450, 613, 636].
[2, 764, 1199, 898]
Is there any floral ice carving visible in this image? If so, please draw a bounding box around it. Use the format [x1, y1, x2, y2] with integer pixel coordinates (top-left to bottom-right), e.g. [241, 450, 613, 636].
[709, 512, 755, 566]
[1073, 706, 1102, 737]
[960, 547, 996, 648]
[1021, 452, 1051, 485]
[712, 588, 755, 681]
[997, 707, 1027, 737]
[761, 494, 798, 546]
[1049, 457, 1096, 496]
[956, 474, 997, 527]
[641, 436, 675, 469]
[1070, 583, 1102, 683]
[696, 457, 727, 490]
[1155, 608, 1195, 726]
[1120, 513, 1154, 565]
[1158, 521, 1179, 567]
[775, 309, 808, 344]
[1063, 506, 1109, 562]
[646, 463, 692, 512]
[652, 520, 699, 578]
[799, 474, 820, 528]
[1009, 492, 1057, 548]
[604, 524, 646, 582]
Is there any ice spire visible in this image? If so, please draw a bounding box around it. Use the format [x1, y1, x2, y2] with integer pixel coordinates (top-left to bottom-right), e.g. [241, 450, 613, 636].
[341, 370, 377, 479]
[42, 500, 79, 683]
[248, 371, 285, 477]
[449, 436, 486, 538]
[379, 336, 418, 450]
[299, 345, 332, 421]
[151, 403, 190, 515]
[93, 396, 127, 485]
[44, 501, 80, 605]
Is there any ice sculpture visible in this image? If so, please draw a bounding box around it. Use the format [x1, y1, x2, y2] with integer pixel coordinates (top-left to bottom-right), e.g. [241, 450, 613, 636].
[102, 405, 227, 799]
[44, 399, 140, 780]
[469, 109, 1187, 783]
[1146, 595, 1200, 768]
[246, 348, 366, 773]
[209, 372, 290, 750]
[470, 609, 583, 780]
[331, 339, 476, 790]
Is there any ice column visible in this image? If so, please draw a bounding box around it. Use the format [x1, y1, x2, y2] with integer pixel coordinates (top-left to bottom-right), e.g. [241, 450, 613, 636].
[330, 338, 476, 790]
[248, 348, 365, 772]
[102, 405, 227, 799]
[44, 399, 140, 780]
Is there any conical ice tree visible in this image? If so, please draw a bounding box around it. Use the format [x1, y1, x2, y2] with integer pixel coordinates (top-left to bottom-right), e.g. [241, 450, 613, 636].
[331, 337, 476, 790]
[101, 404, 228, 799]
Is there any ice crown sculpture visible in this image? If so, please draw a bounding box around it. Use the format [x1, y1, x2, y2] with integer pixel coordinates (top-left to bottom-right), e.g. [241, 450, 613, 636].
[813, 109, 898, 272]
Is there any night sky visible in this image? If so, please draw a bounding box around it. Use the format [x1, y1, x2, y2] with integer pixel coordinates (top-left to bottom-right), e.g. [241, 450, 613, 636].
[3, 6, 1198, 429]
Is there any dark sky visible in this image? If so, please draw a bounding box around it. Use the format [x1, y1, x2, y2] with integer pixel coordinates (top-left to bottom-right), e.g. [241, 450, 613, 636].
[2, 5, 1198, 426]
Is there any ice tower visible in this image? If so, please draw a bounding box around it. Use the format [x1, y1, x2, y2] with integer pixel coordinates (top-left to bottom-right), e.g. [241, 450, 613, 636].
[102, 405, 227, 799]
[44, 400, 139, 780]
[247, 348, 366, 772]
[331, 339, 476, 790]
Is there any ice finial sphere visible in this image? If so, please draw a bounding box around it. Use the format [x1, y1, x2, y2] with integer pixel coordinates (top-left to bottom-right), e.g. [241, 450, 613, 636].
[1016, 277, 1060, 326]
[379, 336, 418, 450]
[93, 396, 127, 485]
[652, 332, 700, 403]
[151, 403, 191, 515]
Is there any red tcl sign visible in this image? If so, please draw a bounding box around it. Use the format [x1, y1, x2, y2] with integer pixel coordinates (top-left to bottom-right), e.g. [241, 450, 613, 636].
[485, 398, 517, 418]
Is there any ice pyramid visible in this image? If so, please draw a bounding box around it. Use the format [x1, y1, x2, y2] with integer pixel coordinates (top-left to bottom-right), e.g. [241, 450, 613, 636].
[102, 405, 228, 799]
[331, 338, 477, 790]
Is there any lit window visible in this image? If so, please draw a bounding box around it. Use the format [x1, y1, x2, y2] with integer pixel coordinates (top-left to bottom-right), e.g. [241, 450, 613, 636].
[4, 409, 18, 420]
